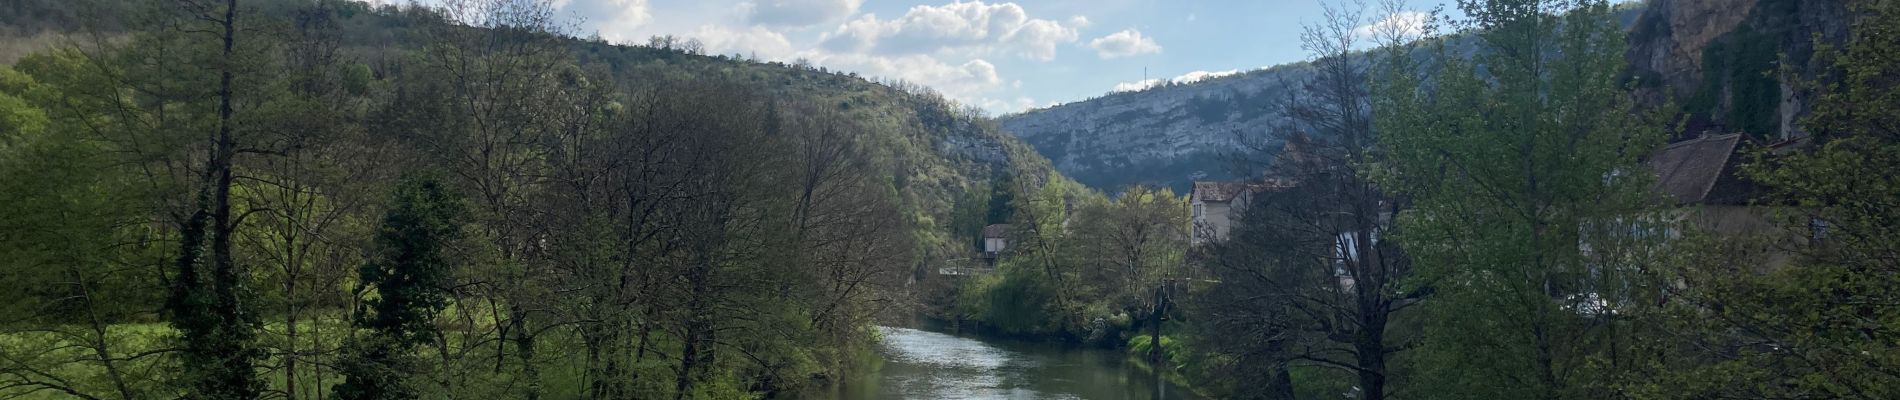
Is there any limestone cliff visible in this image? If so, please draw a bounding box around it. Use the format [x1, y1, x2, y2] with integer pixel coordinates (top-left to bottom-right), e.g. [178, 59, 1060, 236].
[1625, 0, 1849, 141]
[1004, 1, 1854, 192]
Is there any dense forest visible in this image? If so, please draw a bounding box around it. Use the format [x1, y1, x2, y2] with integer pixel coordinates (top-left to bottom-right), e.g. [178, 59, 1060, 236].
[6, 0, 1900, 399]
[0, 0, 1057, 398]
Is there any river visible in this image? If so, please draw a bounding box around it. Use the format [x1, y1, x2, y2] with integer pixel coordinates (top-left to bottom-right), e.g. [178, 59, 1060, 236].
[815, 326, 1206, 399]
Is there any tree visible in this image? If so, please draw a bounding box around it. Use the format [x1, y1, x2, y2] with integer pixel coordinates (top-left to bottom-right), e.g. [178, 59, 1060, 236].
[335, 177, 467, 400]
[148, 0, 272, 397]
[0, 65, 163, 400]
[240, 3, 388, 398]
[1194, 2, 1426, 398]
[1374, 0, 1669, 398]
[399, 1, 576, 396]
[1643, 1, 1900, 398]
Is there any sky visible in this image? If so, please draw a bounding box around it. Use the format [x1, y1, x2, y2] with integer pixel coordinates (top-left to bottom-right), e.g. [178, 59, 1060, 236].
[367, 0, 1507, 114]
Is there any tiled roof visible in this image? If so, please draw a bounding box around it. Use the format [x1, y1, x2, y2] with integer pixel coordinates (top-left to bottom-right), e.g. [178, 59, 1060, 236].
[1649, 133, 1753, 205]
[1192, 180, 1292, 203]
[1192, 181, 1248, 203]
[982, 224, 1011, 239]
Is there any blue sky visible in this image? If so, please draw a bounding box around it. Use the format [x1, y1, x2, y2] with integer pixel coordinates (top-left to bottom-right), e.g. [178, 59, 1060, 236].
[374, 0, 1482, 114]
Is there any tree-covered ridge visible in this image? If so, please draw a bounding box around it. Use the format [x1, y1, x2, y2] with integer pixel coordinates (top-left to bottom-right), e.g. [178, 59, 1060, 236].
[0, 0, 1056, 399]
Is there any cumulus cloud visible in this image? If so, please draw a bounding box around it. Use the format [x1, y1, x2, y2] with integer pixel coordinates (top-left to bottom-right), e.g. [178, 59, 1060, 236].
[1172, 69, 1238, 83]
[1352, 11, 1429, 41]
[979, 96, 1039, 114]
[1111, 69, 1241, 92]
[562, 0, 652, 42]
[1112, 78, 1163, 92]
[743, 0, 863, 27]
[692, 25, 797, 60]
[806, 53, 1014, 109]
[818, 1, 1085, 61]
[819, 54, 1003, 90]
[1088, 29, 1161, 59]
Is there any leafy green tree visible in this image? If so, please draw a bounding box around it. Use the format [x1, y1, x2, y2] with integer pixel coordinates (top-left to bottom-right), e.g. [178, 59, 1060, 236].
[1641, 1, 1900, 398]
[986, 172, 1017, 225]
[1374, 1, 1670, 398]
[335, 177, 467, 400]
[0, 65, 165, 400]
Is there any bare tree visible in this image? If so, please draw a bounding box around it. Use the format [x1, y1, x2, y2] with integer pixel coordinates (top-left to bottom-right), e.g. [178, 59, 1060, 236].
[1197, 2, 1428, 399]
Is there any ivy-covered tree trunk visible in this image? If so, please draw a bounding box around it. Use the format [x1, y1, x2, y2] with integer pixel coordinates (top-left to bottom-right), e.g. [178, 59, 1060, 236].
[166, 0, 264, 398]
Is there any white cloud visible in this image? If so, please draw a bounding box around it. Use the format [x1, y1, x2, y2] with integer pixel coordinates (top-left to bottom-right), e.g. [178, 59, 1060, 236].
[819, 53, 1039, 114]
[979, 96, 1039, 113]
[814, 54, 1004, 94]
[818, 1, 1085, 61]
[1112, 78, 1163, 92]
[692, 25, 796, 60]
[1068, 16, 1092, 28]
[1088, 29, 1161, 59]
[1110, 69, 1241, 92]
[1172, 69, 1238, 83]
[1352, 11, 1429, 41]
[742, 0, 862, 27]
[563, 0, 652, 42]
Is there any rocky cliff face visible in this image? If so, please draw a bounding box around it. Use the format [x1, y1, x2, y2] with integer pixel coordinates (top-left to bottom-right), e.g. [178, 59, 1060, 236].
[997, 66, 1309, 192]
[1005, 1, 1853, 192]
[1625, 0, 1849, 141]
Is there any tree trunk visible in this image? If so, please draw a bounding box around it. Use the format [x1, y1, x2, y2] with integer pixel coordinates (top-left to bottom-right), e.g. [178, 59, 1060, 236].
[1149, 284, 1167, 399]
[208, 0, 259, 397]
[1355, 311, 1388, 400]
[1265, 340, 1296, 400]
[76, 267, 135, 400]
[510, 305, 540, 400]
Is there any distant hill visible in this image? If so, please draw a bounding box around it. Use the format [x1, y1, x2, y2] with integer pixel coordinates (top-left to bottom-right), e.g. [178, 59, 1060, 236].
[996, 1, 1852, 193]
[997, 61, 1309, 193]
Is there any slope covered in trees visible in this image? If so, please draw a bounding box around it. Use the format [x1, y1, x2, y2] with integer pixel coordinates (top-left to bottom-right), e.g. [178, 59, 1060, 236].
[0, 0, 1053, 398]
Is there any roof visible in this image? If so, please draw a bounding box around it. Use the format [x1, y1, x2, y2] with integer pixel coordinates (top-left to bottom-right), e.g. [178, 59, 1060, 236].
[1649, 133, 1756, 205]
[1192, 181, 1249, 203]
[982, 224, 1011, 239]
[1192, 180, 1293, 203]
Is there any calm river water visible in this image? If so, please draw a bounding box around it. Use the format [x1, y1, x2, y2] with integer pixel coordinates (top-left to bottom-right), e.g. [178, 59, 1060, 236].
[812, 326, 1206, 400]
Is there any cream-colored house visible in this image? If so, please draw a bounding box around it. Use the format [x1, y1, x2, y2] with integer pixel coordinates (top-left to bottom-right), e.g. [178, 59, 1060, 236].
[1190, 181, 1275, 245]
[982, 224, 1011, 262]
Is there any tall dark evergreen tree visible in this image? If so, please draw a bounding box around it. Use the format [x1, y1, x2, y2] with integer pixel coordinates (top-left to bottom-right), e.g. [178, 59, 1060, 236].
[335, 177, 466, 400]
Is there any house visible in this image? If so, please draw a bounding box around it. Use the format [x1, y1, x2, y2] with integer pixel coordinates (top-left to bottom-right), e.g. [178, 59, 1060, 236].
[1189, 180, 1289, 245]
[1190, 182, 1244, 245]
[982, 223, 1011, 261]
[1650, 133, 1772, 230]
[1647, 131, 1799, 268]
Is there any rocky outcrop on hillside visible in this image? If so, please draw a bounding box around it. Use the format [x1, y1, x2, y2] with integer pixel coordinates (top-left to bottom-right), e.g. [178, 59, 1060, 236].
[1625, 0, 1849, 141]
[1005, 2, 1857, 192]
[998, 65, 1313, 192]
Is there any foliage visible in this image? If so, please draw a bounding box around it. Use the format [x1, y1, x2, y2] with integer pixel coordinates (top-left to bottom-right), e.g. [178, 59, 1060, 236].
[0, 0, 1054, 398]
[1374, 0, 1672, 398]
[334, 177, 465, 400]
[1641, 1, 1900, 398]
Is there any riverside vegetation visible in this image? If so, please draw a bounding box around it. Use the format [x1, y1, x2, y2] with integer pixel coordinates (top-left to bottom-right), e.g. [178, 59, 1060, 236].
[4, 0, 1900, 400]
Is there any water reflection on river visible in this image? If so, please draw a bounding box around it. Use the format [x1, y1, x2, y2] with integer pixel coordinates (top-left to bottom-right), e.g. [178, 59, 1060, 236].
[817, 326, 1205, 400]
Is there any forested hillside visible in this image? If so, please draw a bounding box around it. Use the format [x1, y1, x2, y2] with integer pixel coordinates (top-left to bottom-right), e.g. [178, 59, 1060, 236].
[0, 0, 1054, 398]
